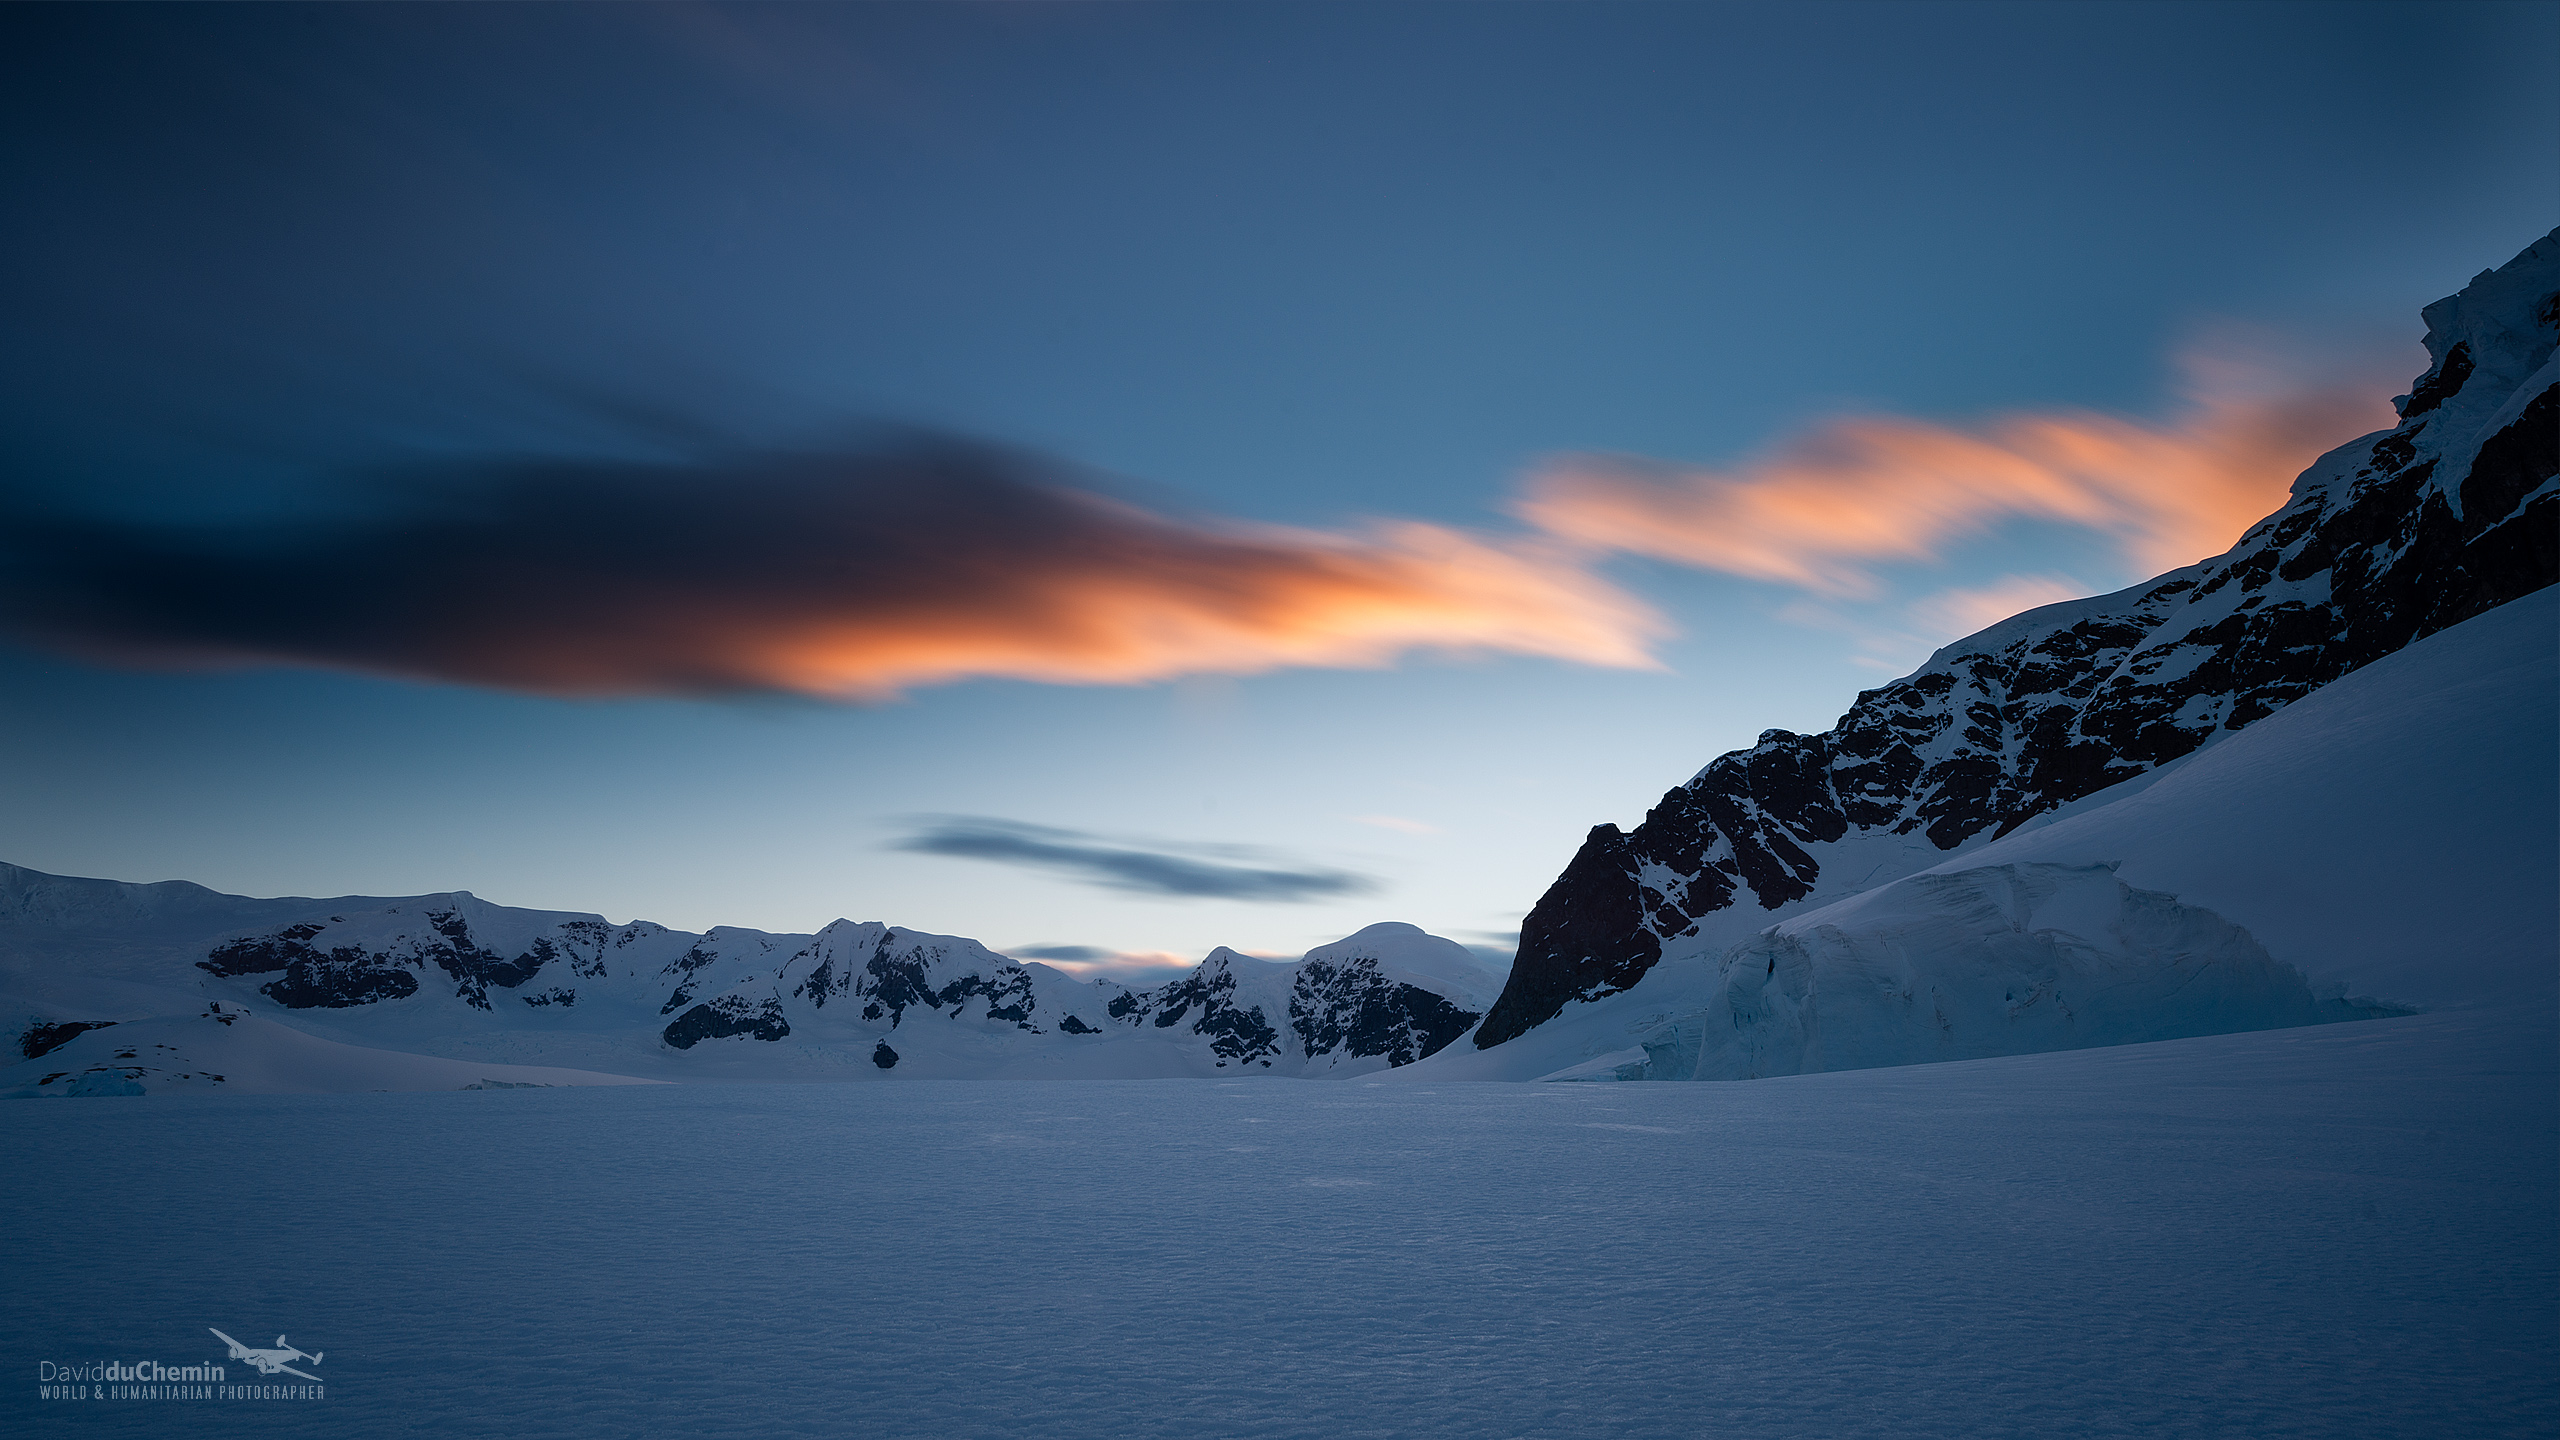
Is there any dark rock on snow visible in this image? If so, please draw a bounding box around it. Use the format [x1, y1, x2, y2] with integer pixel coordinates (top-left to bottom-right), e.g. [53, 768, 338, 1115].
[1479, 230, 2560, 1048]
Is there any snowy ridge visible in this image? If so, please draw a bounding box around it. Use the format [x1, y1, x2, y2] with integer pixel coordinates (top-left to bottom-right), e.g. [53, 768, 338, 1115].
[1478, 229, 2559, 1049]
[0, 870, 1493, 1092]
[1538, 862, 2401, 1084]
[1412, 578, 2555, 1082]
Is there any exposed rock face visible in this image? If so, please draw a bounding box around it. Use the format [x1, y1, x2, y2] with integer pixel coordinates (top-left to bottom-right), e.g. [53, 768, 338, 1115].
[1289, 956, 1477, 1068]
[640, 926, 1491, 1072]
[1101, 937, 1490, 1071]
[780, 921, 1050, 1033]
[1117, 950, 1288, 1066]
[658, 942, 723, 1015]
[7, 858, 1495, 1078]
[17, 1019, 115, 1060]
[196, 907, 659, 1011]
[165, 892, 1492, 1073]
[202, 919, 426, 1009]
[661, 993, 791, 1049]
[213, 906, 655, 1009]
[1479, 230, 2560, 1049]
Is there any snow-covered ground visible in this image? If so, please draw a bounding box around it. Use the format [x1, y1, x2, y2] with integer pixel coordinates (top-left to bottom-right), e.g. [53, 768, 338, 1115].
[5, 1000, 2550, 1439]
[0, 1010, 662, 1096]
[1422, 583, 2558, 1082]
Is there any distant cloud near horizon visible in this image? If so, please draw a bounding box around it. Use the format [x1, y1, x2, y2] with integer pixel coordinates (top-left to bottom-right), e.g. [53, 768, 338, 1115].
[1514, 341, 2398, 598]
[1004, 945, 1208, 982]
[0, 437, 1664, 701]
[1010, 943, 1112, 963]
[893, 816, 1378, 903]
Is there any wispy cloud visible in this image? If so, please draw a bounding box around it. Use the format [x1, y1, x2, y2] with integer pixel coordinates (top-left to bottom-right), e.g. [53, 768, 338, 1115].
[1010, 944, 1113, 963]
[3, 338, 2399, 701]
[893, 816, 1378, 903]
[0, 435, 1666, 701]
[1511, 340, 2398, 598]
[1351, 814, 1441, 836]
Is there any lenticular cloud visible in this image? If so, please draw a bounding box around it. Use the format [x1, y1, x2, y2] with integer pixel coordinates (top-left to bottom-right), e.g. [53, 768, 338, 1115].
[0, 344, 2394, 702]
[1513, 344, 2396, 596]
[0, 440, 1667, 700]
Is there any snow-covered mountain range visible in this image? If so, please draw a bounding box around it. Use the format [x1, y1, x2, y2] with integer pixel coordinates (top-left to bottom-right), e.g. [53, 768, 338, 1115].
[1, 869, 1502, 1093]
[1450, 229, 2557, 1078]
[9, 236, 2552, 1095]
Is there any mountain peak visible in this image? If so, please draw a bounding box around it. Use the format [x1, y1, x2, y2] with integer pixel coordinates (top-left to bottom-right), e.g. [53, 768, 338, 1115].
[1477, 229, 2559, 1051]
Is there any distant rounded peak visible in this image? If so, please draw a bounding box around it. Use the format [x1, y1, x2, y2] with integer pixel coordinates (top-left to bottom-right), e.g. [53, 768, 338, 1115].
[1336, 921, 1427, 941]
[1199, 945, 1292, 968]
[1305, 922, 1472, 953]
[1302, 922, 1501, 999]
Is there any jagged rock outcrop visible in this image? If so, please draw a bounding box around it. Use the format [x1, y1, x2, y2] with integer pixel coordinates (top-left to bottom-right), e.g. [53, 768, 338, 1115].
[1289, 955, 1477, 1068]
[779, 921, 1050, 1032]
[1479, 230, 2559, 1048]
[1110, 949, 1290, 1066]
[661, 993, 791, 1049]
[17, 1019, 115, 1060]
[195, 901, 676, 1012]
[1096, 924, 1500, 1071]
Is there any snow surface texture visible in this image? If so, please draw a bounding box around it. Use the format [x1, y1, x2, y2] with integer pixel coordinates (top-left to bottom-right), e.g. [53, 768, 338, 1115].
[1482, 229, 2559, 1048]
[4, 1006, 2549, 1439]
[3, 1010, 661, 1096]
[0, 874, 1500, 1091]
[1536, 862, 2403, 1083]
[1415, 583, 2558, 1083]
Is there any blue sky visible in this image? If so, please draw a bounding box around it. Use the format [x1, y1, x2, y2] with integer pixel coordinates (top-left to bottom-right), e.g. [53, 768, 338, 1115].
[3, 2, 2553, 975]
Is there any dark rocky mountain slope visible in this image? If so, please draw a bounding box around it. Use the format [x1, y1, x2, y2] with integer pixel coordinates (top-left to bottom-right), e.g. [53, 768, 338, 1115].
[1479, 230, 2559, 1048]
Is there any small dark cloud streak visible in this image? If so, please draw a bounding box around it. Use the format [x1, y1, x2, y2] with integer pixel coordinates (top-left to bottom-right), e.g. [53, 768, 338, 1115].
[1011, 944, 1109, 962]
[894, 817, 1377, 903]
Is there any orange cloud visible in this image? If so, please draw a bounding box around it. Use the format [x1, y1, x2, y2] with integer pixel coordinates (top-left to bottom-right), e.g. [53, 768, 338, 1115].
[1008, 949, 1200, 981]
[1514, 344, 2399, 596]
[723, 508, 1667, 700]
[0, 440, 1666, 700]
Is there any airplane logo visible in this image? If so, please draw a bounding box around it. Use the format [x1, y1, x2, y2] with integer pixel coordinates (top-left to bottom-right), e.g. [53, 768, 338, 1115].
[208, 1328, 324, 1382]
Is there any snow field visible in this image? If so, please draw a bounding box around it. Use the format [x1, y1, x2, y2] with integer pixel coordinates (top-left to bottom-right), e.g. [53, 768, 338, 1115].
[5, 1004, 2550, 1440]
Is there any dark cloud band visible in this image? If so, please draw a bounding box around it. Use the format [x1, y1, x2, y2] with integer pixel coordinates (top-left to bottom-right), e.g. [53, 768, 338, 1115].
[893, 817, 1376, 903]
[0, 436, 1659, 700]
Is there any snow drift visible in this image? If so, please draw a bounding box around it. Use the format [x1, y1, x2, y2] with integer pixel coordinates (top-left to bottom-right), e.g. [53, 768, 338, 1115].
[1416, 580, 2555, 1082]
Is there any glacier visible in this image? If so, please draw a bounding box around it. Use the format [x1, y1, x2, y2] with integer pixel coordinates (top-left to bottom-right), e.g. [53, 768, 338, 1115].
[1412, 581, 2556, 1083]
